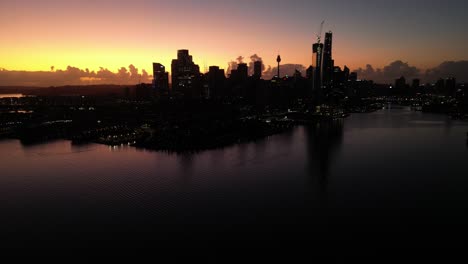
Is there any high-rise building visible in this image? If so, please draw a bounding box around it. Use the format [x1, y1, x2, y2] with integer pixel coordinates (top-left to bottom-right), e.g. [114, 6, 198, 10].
[333, 66, 345, 86]
[171, 49, 200, 96]
[152, 63, 169, 95]
[237, 63, 248, 81]
[395, 76, 406, 90]
[306, 66, 314, 80]
[349, 72, 358, 82]
[207, 66, 226, 98]
[322, 31, 334, 88]
[343, 66, 350, 81]
[253, 61, 262, 78]
[412, 78, 420, 89]
[445, 77, 457, 96]
[312, 43, 324, 90]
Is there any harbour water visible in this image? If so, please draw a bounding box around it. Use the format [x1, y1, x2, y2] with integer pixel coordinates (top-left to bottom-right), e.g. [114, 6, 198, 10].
[1, 106, 468, 258]
[0, 93, 24, 98]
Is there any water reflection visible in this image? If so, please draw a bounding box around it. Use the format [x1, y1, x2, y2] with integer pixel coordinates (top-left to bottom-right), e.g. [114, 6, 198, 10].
[304, 120, 344, 187]
[177, 152, 194, 176]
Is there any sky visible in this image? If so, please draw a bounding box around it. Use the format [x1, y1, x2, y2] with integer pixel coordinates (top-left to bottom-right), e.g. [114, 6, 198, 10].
[0, 0, 467, 85]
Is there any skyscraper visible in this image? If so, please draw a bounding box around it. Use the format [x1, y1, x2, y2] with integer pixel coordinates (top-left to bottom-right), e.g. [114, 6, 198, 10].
[253, 61, 262, 79]
[322, 31, 334, 88]
[237, 63, 248, 81]
[343, 66, 350, 81]
[395, 76, 406, 90]
[207, 66, 226, 98]
[152, 63, 169, 95]
[312, 42, 323, 90]
[171, 49, 200, 96]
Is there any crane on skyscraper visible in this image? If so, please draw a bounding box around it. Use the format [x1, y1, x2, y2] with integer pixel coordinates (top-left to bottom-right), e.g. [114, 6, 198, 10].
[316, 20, 325, 44]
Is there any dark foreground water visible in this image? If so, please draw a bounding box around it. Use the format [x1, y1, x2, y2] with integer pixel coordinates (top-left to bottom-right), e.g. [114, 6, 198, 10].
[1, 107, 468, 259]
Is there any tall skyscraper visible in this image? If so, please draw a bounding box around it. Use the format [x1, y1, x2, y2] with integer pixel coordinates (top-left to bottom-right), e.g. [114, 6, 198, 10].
[312, 42, 323, 90]
[152, 63, 169, 95]
[395, 76, 406, 90]
[343, 65, 350, 81]
[207, 66, 226, 98]
[322, 31, 334, 88]
[237, 63, 248, 81]
[171, 49, 200, 96]
[253, 61, 262, 78]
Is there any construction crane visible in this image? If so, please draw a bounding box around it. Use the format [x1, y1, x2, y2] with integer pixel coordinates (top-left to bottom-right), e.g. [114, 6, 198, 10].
[312, 20, 325, 60]
[315, 20, 325, 44]
[312, 20, 325, 91]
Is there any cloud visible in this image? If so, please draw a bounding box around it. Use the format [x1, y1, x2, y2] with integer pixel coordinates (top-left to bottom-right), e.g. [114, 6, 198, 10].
[248, 54, 265, 76]
[226, 60, 238, 75]
[353, 60, 468, 84]
[424, 61, 468, 83]
[262, 64, 307, 80]
[354, 60, 420, 83]
[0, 65, 153, 86]
[228, 54, 297, 78]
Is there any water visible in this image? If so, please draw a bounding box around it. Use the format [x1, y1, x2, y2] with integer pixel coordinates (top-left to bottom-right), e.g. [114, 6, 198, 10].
[0, 93, 24, 98]
[1, 107, 468, 258]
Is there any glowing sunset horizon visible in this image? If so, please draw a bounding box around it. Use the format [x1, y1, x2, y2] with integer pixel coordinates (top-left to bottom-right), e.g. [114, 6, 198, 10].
[1, 0, 467, 85]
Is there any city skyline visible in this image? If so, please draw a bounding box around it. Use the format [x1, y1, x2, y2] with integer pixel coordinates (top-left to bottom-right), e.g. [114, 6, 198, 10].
[1, 0, 467, 86]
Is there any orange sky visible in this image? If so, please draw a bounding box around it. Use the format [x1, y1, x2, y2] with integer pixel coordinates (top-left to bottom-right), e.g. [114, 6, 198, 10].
[1, 0, 467, 76]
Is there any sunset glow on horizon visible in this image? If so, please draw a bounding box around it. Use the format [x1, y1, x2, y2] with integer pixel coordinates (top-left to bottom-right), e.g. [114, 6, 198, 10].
[1, 0, 467, 83]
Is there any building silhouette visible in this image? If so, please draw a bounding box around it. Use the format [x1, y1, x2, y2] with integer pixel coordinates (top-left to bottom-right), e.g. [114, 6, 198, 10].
[395, 76, 406, 90]
[207, 66, 226, 98]
[152, 63, 169, 95]
[306, 66, 314, 80]
[237, 63, 248, 81]
[349, 72, 357, 82]
[171, 49, 201, 96]
[343, 66, 350, 82]
[322, 31, 334, 88]
[312, 42, 324, 90]
[253, 61, 262, 79]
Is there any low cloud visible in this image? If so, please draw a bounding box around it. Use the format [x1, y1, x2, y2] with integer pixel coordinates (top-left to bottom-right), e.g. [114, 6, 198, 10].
[424, 61, 468, 83]
[227, 54, 300, 79]
[262, 64, 307, 80]
[248, 54, 265, 76]
[226, 60, 238, 75]
[354, 60, 420, 83]
[354, 60, 468, 84]
[0, 65, 152, 87]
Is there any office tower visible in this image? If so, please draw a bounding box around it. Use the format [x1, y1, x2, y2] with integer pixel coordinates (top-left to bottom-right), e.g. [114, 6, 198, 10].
[445, 77, 456, 95]
[333, 66, 345, 86]
[312, 43, 323, 90]
[152, 63, 169, 95]
[349, 72, 358, 82]
[237, 63, 248, 81]
[412, 78, 420, 89]
[343, 65, 350, 81]
[253, 61, 262, 78]
[207, 66, 226, 98]
[171, 49, 200, 96]
[395, 76, 406, 90]
[322, 31, 334, 87]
